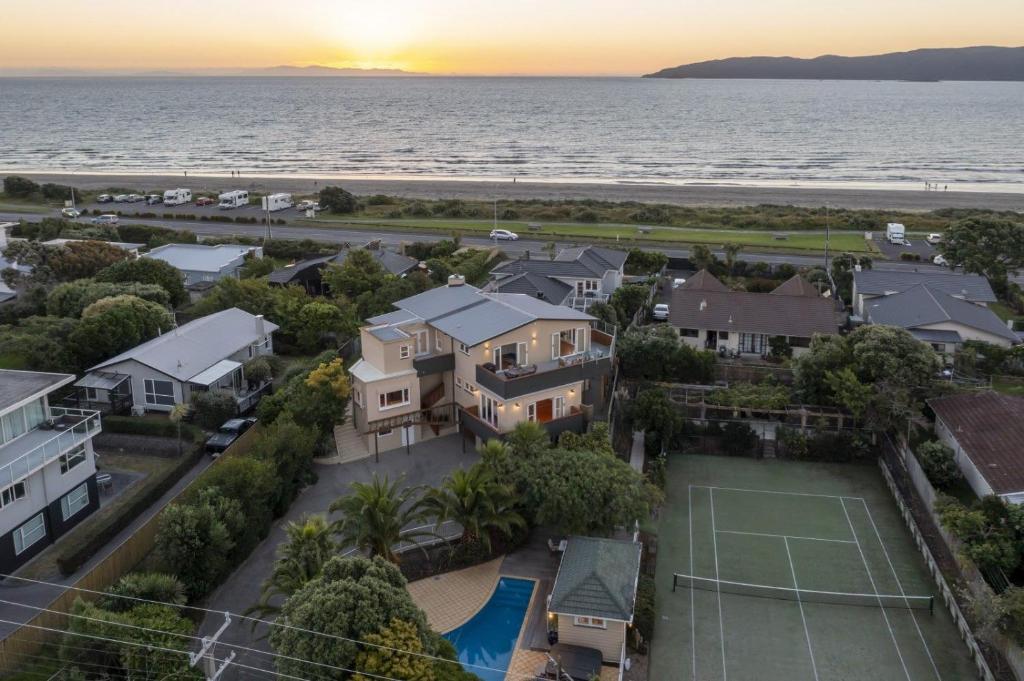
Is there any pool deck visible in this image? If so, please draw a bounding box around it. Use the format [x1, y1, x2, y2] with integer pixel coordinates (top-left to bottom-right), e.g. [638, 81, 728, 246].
[408, 557, 504, 633]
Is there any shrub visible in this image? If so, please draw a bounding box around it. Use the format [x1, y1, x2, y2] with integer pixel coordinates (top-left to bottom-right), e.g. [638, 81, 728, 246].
[632, 575, 656, 651]
[185, 456, 277, 560]
[573, 208, 599, 223]
[40, 183, 74, 201]
[99, 573, 187, 612]
[100, 415, 203, 441]
[721, 422, 758, 456]
[191, 390, 238, 430]
[3, 175, 40, 197]
[916, 440, 961, 489]
[243, 356, 273, 388]
[319, 185, 358, 213]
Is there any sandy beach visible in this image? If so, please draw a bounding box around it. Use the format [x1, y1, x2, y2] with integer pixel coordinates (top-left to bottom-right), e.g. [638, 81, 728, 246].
[9, 172, 1024, 212]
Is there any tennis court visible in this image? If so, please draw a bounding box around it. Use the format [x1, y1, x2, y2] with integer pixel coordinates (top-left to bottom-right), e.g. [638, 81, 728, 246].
[650, 455, 979, 681]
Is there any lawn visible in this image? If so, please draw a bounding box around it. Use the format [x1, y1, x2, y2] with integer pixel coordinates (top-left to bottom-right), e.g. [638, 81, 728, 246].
[298, 216, 875, 255]
[993, 375, 1024, 397]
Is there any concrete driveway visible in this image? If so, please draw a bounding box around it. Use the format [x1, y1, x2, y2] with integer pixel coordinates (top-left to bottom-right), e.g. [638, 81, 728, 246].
[196, 433, 479, 675]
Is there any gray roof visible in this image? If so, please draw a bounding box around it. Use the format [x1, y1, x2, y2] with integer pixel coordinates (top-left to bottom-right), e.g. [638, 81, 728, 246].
[771, 275, 823, 298]
[89, 308, 280, 382]
[554, 245, 629, 272]
[369, 326, 409, 341]
[910, 328, 963, 344]
[394, 284, 485, 322]
[865, 285, 1017, 343]
[492, 245, 628, 281]
[669, 286, 839, 338]
[549, 537, 642, 622]
[678, 269, 730, 292]
[854, 270, 996, 303]
[0, 370, 74, 412]
[268, 254, 335, 284]
[366, 309, 419, 326]
[270, 248, 418, 285]
[491, 271, 573, 304]
[146, 244, 259, 273]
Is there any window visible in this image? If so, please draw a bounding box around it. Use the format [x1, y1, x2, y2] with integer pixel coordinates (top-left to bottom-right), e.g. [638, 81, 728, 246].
[415, 330, 429, 356]
[354, 390, 363, 407]
[574, 616, 607, 629]
[789, 336, 811, 348]
[464, 382, 475, 395]
[379, 388, 410, 410]
[377, 428, 393, 438]
[13, 513, 46, 555]
[458, 342, 470, 356]
[435, 331, 444, 351]
[60, 444, 87, 474]
[739, 333, 767, 355]
[679, 328, 698, 338]
[527, 403, 537, 422]
[144, 379, 175, 406]
[479, 395, 498, 427]
[0, 482, 26, 508]
[399, 345, 411, 360]
[455, 376, 464, 390]
[85, 387, 98, 401]
[719, 331, 730, 340]
[61, 483, 90, 521]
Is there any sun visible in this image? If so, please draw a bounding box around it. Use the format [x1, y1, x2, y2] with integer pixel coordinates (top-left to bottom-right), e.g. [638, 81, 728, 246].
[328, 5, 418, 57]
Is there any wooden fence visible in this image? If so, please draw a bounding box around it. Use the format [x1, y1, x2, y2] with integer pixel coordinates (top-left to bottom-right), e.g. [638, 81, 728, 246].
[0, 425, 261, 673]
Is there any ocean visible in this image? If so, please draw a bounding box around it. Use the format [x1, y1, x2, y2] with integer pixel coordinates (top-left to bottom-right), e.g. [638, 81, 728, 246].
[1, 77, 1022, 190]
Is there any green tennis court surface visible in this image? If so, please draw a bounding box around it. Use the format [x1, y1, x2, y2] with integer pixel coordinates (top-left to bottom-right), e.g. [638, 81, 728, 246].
[650, 455, 979, 681]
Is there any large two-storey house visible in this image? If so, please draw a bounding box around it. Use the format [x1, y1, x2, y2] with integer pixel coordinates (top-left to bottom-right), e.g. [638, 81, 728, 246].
[349, 276, 616, 454]
[0, 370, 102, 572]
[487, 246, 628, 311]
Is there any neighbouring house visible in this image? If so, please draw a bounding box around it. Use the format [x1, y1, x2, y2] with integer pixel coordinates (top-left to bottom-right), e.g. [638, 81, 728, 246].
[0, 370, 102, 572]
[269, 243, 420, 295]
[864, 284, 1018, 354]
[487, 245, 628, 310]
[145, 243, 263, 286]
[928, 392, 1024, 503]
[852, 269, 996, 318]
[348, 275, 616, 455]
[40, 238, 145, 258]
[0, 222, 29, 303]
[668, 270, 839, 357]
[548, 536, 643, 666]
[75, 308, 278, 414]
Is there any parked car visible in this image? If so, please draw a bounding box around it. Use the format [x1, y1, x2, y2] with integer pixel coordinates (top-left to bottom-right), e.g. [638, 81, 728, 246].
[91, 214, 119, 225]
[60, 207, 81, 218]
[113, 194, 130, 202]
[296, 200, 321, 211]
[926, 233, 943, 245]
[652, 303, 670, 321]
[126, 194, 143, 203]
[489, 229, 519, 241]
[205, 417, 257, 456]
[96, 194, 113, 203]
[146, 194, 162, 205]
[672, 278, 687, 289]
[933, 254, 948, 267]
[901, 239, 912, 246]
[195, 196, 215, 206]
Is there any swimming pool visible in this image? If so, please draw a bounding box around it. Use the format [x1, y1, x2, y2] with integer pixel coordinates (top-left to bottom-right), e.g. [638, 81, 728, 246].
[444, 576, 535, 681]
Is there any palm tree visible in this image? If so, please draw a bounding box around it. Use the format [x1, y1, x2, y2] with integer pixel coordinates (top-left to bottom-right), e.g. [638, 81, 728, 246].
[723, 242, 742, 274]
[168, 403, 190, 456]
[328, 474, 433, 563]
[247, 514, 335, 620]
[423, 464, 525, 553]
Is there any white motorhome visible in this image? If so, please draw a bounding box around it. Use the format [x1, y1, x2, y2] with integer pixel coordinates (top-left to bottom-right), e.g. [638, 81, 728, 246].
[886, 222, 906, 244]
[262, 193, 293, 212]
[218, 190, 249, 210]
[163, 188, 192, 206]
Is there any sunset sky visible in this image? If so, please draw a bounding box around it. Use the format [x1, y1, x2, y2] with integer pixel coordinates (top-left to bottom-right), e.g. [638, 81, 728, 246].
[1, 0, 1020, 75]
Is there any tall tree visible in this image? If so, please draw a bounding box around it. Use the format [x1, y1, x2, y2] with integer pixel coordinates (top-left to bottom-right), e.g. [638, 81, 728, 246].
[941, 216, 1024, 285]
[70, 294, 174, 367]
[96, 257, 188, 306]
[423, 464, 524, 552]
[249, 514, 336, 620]
[329, 475, 434, 563]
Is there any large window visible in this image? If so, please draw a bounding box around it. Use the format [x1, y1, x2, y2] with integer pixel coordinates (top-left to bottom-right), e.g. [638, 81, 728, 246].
[13, 513, 46, 555]
[379, 388, 410, 410]
[144, 379, 175, 406]
[0, 482, 26, 508]
[739, 333, 767, 355]
[1, 398, 46, 445]
[479, 395, 498, 427]
[573, 616, 607, 629]
[415, 330, 428, 356]
[60, 444, 87, 474]
[678, 328, 699, 338]
[61, 483, 90, 521]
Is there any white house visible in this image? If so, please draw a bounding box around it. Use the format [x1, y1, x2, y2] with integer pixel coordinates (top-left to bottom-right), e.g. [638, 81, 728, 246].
[929, 392, 1024, 503]
[0, 370, 102, 572]
[145, 243, 262, 286]
[77, 308, 278, 414]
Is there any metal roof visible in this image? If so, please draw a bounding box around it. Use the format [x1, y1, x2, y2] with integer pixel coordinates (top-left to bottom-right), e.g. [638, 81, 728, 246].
[549, 536, 642, 622]
[492, 245, 628, 281]
[929, 392, 1024, 495]
[0, 370, 74, 412]
[145, 244, 259, 273]
[491, 271, 572, 303]
[187, 359, 242, 386]
[854, 270, 996, 302]
[368, 326, 409, 342]
[865, 285, 1017, 343]
[909, 328, 963, 344]
[89, 308, 279, 382]
[73, 371, 130, 391]
[394, 284, 487, 322]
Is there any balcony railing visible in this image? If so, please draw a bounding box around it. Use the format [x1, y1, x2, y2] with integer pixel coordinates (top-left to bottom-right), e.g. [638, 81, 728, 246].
[0, 407, 102, 487]
[458, 404, 585, 441]
[567, 293, 610, 311]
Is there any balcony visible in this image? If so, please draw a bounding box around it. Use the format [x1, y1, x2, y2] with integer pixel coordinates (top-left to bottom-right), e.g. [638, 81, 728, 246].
[0, 407, 102, 487]
[475, 327, 616, 400]
[566, 292, 610, 311]
[458, 404, 585, 441]
[413, 352, 455, 377]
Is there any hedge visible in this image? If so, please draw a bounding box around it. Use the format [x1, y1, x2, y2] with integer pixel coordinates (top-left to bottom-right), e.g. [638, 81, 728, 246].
[56, 446, 203, 575]
[101, 415, 204, 442]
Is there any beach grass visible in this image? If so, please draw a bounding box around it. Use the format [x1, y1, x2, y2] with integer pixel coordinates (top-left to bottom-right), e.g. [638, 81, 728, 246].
[298, 216, 873, 255]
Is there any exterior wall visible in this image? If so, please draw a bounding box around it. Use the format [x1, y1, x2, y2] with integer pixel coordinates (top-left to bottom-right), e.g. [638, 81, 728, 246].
[555, 614, 626, 663]
[679, 328, 815, 357]
[99, 359, 185, 413]
[934, 415, 996, 499]
[357, 372, 422, 424]
[916, 321, 1014, 348]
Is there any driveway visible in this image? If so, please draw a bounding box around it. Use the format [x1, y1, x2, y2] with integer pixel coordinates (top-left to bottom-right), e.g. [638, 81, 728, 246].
[196, 434, 479, 675]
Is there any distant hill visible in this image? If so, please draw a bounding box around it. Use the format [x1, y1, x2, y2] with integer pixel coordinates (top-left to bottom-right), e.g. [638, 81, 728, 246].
[643, 46, 1024, 81]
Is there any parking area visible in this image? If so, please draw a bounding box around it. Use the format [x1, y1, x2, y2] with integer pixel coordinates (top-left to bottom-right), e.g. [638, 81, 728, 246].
[872, 234, 938, 262]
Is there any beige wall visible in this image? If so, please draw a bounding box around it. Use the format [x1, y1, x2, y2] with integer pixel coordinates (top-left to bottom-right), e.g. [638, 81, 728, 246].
[355, 371, 421, 423]
[452, 319, 593, 383]
[556, 614, 625, 663]
[916, 321, 1014, 348]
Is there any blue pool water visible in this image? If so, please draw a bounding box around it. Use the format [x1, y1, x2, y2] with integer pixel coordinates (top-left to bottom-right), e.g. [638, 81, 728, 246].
[444, 577, 535, 681]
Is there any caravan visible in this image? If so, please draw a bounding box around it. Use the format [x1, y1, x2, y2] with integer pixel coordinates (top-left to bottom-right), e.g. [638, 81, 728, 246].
[261, 193, 293, 212]
[163, 188, 192, 206]
[218, 190, 249, 210]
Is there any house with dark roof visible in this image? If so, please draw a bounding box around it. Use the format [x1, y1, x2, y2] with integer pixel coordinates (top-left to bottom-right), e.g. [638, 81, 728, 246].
[929, 392, 1024, 503]
[865, 284, 1017, 353]
[668, 271, 839, 356]
[269, 244, 420, 294]
[487, 245, 628, 310]
[852, 269, 996, 318]
[548, 536, 642, 665]
[348, 275, 616, 455]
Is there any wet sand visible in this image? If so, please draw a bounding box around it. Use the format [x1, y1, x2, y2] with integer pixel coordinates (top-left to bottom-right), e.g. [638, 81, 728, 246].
[10, 172, 1024, 212]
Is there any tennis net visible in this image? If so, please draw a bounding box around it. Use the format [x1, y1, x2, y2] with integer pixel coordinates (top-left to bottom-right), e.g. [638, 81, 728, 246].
[672, 573, 934, 613]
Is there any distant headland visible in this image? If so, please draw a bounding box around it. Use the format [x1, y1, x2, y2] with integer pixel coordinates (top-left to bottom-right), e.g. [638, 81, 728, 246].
[643, 46, 1024, 81]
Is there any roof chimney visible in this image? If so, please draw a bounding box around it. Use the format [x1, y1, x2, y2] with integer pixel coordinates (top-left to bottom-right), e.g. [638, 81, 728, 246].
[448, 274, 466, 287]
[255, 314, 266, 335]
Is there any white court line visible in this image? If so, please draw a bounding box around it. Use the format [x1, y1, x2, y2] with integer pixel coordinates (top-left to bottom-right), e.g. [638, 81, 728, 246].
[709, 487, 728, 681]
[693, 484, 865, 502]
[841, 497, 913, 681]
[716, 529, 856, 545]
[784, 537, 821, 681]
[688, 485, 697, 681]
[859, 498, 943, 681]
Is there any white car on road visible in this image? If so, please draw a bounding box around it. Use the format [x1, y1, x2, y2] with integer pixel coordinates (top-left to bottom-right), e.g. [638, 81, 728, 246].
[91, 214, 119, 225]
[933, 254, 949, 267]
[652, 303, 670, 321]
[489, 229, 518, 241]
[60, 208, 81, 218]
[926, 233, 943, 244]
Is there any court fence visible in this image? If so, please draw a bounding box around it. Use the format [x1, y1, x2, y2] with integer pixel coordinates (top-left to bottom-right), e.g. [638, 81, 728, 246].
[877, 442, 1003, 681]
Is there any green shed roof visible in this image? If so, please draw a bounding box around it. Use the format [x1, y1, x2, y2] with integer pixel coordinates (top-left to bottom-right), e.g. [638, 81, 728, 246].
[548, 536, 642, 622]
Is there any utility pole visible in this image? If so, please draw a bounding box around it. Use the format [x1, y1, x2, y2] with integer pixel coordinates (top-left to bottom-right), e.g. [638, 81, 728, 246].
[189, 612, 236, 681]
[493, 197, 498, 231]
[264, 198, 273, 241]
